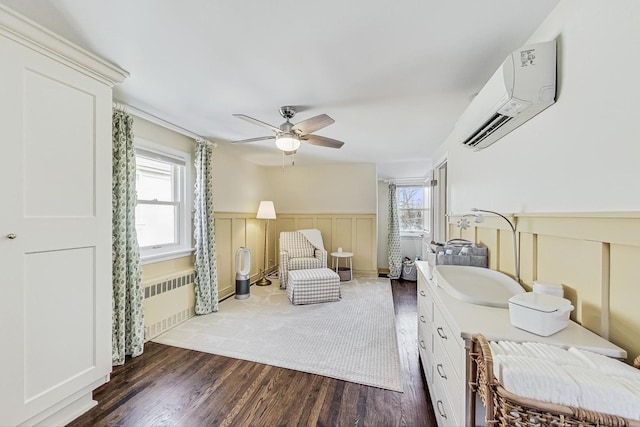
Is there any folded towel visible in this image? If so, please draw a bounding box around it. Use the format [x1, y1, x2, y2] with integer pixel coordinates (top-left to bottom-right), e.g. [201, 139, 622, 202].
[523, 342, 589, 367]
[568, 347, 640, 379]
[564, 366, 640, 421]
[497, 355, 580, 407]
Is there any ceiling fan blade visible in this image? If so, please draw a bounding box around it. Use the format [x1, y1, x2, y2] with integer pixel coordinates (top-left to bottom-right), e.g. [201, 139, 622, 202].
[231, 136, 275, 144]
[302, 134, 345, 149]
[291, 114, 335, 135]
[233, 114, 281, 133]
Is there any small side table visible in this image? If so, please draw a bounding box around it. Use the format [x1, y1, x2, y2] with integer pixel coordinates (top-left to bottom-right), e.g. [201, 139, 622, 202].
[331, 251, 353, 281]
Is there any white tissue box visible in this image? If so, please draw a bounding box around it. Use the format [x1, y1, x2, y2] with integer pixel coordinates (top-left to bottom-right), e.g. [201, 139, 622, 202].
[508, 292, 574, 336]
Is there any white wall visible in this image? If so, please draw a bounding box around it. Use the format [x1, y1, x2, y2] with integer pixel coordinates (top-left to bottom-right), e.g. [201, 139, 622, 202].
[266, 162, 377, 213]
[439, 0, 640, 214]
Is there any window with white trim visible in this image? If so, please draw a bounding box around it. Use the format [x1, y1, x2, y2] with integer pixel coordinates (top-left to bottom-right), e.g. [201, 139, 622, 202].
[398, 185, 430, 236]
[135, 139, 192, 263]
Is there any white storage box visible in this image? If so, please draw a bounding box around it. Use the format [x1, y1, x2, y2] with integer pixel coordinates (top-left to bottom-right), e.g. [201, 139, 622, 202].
[508, 292, 574, 336]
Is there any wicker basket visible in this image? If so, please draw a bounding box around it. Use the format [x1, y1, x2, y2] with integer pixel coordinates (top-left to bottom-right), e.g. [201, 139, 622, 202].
[470, 333, 640, 427]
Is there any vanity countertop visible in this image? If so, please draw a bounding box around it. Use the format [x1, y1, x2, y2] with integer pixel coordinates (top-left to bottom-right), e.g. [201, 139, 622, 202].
[416, 261, 627, 359]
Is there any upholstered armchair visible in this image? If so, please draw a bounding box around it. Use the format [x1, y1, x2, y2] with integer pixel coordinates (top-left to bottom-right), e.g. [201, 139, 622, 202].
[279, 231, 327, 289]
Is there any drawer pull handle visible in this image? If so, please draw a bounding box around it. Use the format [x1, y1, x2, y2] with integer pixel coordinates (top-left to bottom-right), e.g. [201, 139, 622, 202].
[436, 363, 447, 379]
[419, 290, 426, 297]
[420, 340, 426, 350]
[419, 315, 426, 323]
[436, 400, 447, 418]
[437, 327, 447, 340]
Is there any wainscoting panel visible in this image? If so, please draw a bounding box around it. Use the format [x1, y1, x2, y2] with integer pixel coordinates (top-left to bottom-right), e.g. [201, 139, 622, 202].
[448, 211, 640, 364]
[214, 217, 234, 299]
[275, 213, 377, 275]
[609, 243, 640, 364]
[334, 218, 354, 254]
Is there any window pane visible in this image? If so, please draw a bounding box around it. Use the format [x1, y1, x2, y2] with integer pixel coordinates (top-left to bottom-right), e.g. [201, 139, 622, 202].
[135, 204, 177, 247]
[400, 209, 424, 231]
[136, 157, 174, 202]
[398, 185, 429, 232]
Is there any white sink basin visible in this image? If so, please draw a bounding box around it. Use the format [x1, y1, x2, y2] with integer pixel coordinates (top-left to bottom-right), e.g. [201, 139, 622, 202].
[433, 265, 524, 308]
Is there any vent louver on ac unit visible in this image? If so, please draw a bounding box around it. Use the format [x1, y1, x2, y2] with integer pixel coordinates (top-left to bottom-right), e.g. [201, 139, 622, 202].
[461, 113, 514, 148]
[455, 40, 557, 151]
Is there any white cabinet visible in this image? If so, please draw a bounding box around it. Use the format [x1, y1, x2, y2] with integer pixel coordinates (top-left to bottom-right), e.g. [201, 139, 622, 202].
[417, 261, 626, 427]
[0, 6, 127, 426]
[418, 264, 467, 426]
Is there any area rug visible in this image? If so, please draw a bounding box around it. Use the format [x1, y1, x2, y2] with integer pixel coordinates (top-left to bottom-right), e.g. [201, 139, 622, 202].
[153, 275, 403, 392]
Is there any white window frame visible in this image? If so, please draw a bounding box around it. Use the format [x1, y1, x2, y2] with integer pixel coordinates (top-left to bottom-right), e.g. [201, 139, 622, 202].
[135, 138, 193, 264]
[397, 184, 430, 238]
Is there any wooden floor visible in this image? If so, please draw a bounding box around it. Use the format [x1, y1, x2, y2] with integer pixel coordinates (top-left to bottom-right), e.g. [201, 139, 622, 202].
[69, 279, 436, 427]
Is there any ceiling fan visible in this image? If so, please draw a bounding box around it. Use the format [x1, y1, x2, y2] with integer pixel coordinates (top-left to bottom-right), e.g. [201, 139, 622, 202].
[231, 106, 345, 156]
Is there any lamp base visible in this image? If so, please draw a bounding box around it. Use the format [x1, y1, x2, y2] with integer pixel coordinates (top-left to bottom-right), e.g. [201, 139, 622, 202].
[255, 276, 272, 286]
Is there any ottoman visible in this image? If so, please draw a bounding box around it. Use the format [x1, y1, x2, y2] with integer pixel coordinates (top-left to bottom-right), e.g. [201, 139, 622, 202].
[287, 268, 341, 305]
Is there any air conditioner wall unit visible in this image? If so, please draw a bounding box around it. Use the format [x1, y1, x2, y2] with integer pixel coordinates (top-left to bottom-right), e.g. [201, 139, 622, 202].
[456, 39, 557, 151]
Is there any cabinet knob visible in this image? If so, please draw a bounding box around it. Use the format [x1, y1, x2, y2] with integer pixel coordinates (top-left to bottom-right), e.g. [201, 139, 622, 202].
[420, 340, 426, 349]
[419, 290, 426, 297]
[436, 400, 447, 418]
[420, 315, 426, 323]
[7, 233, 16, 240]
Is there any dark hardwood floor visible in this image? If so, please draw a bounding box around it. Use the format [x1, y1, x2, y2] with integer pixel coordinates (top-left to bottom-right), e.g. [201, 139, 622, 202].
[68, 279, 436, 427]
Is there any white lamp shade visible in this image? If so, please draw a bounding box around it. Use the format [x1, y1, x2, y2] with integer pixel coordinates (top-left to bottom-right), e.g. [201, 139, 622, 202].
[275, 134, 301, 152]
[256, 200, 276, 219]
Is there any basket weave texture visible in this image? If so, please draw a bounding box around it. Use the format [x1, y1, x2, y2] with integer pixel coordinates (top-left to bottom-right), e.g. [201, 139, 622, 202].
[470, 334, 640, 427]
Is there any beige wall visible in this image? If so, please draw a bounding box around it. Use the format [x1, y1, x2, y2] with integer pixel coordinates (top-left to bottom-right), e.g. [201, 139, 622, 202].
[266, 163, 377, 213]
[377, 181, 390, 269]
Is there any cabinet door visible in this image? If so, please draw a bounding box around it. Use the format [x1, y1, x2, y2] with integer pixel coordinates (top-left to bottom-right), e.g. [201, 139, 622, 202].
[0, 37, 112, 425]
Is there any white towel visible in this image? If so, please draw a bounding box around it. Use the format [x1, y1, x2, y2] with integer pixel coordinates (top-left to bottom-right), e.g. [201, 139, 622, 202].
[568, 347, 640, 379]
[298, 229, 325, 250]
[497, 355, 580, 407]
[523, 342, 589, 367]
[564, 366, 640, 421]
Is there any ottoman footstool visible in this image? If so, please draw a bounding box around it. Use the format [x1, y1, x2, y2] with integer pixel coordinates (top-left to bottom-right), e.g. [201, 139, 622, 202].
[287, 268, 341, 305]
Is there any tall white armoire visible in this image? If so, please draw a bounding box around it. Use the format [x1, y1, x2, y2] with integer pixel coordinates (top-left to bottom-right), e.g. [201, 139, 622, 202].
[0, 5, 128, 426]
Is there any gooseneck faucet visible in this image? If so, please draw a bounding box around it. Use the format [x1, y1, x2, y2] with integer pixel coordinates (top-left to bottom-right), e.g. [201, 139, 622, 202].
[471, 208, 520, 283]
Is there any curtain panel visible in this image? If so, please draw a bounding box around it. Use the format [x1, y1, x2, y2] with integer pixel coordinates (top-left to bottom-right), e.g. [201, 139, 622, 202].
[112, 109, 144, 365]
[388, 183, 402, 279]
[193, 141, 219, 314]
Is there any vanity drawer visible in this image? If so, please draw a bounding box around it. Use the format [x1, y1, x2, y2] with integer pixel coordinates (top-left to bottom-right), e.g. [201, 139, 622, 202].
[417, 279, 433, 322]
[432, 369, 461, 427]
[433, 303, 465, 379]
[418, 337, 433, 383]
[433, 331, 463, 421]
[418, 326, 433, 382]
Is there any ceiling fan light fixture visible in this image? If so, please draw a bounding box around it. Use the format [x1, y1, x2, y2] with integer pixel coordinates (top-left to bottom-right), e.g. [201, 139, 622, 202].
[275, 133, 300, 152]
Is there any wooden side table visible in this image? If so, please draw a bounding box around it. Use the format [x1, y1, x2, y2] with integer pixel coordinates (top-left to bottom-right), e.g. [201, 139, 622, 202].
[331, 251, 353, 281]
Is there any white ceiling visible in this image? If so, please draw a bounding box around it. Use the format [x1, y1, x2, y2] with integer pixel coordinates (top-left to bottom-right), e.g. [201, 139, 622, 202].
[1, 0, 559, 179]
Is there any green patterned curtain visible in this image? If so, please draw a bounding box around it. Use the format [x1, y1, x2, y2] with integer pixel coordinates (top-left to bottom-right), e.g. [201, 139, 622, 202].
[112, 109, 144, 366]
[388, 183, 402, 279]
[193, 140, 219, 314]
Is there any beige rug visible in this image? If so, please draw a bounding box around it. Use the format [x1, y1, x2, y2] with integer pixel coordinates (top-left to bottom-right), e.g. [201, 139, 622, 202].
[153, 275, 403, 392]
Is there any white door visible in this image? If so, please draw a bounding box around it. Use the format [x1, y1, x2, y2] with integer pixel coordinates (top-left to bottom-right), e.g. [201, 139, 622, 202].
[0, 36, 112, 425]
